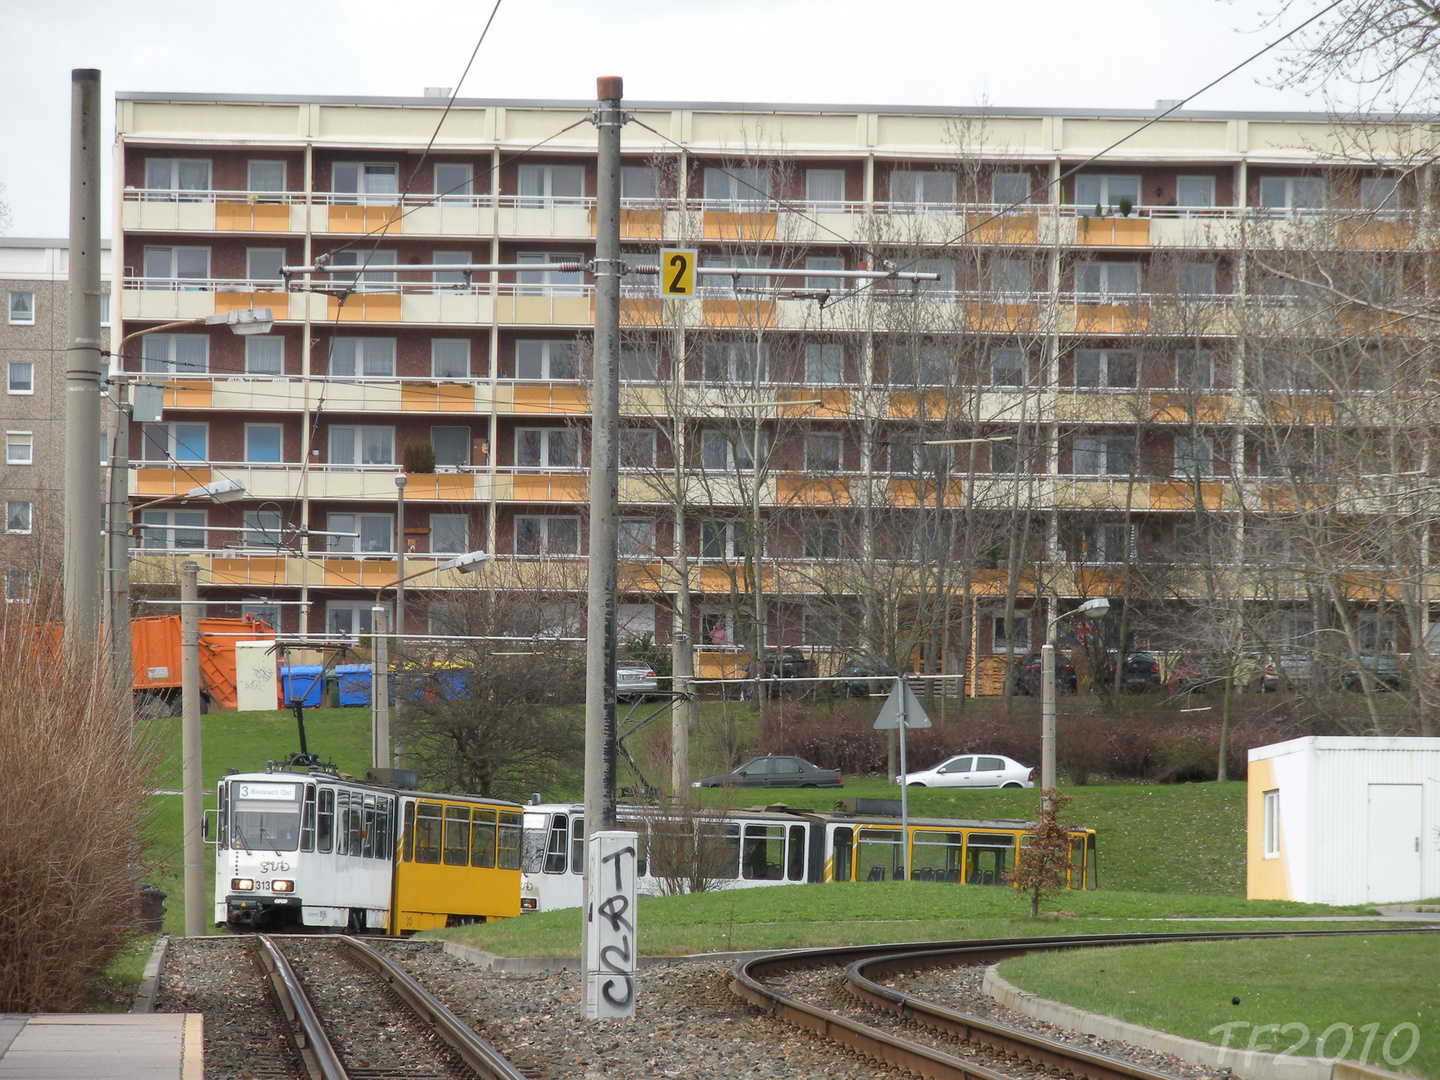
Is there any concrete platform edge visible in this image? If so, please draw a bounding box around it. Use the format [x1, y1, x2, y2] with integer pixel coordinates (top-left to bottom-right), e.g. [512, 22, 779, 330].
[983, 966, 1411, 1080]
[129, 935, 170, 1014]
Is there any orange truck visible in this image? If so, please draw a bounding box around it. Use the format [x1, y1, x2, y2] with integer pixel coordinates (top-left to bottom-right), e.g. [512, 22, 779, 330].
[131, 615, 276, 714]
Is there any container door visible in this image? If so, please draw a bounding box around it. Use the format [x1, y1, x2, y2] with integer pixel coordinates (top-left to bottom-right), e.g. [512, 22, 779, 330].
[1367, 784, 1422, 903]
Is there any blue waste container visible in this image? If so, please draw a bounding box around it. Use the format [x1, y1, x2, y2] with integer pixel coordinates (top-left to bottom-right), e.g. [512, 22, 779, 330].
[279, 664, 324, 708]
[334, 664, 372, 706]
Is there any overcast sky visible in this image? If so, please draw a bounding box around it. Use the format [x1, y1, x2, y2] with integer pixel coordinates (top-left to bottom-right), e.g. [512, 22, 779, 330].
[0, 0, 1326, 238]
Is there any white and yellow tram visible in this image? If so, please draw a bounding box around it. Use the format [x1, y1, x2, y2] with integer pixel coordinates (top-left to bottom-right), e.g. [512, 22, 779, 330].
[215, 767, 522, 933]
[519, 802, 1097, 913]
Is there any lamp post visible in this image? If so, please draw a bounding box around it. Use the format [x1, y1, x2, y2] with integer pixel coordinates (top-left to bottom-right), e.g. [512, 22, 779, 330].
[1042, 596, 1110, 812]
[370, 549, 488, 772]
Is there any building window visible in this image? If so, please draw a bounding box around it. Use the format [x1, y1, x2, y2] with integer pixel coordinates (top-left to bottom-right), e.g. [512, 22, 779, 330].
[8, 362, 33, 394]
[99, 293, 110, 326]
[700, 430, 765, 472]
[430, 514, 468, 555]
[245, 336, 284, 375]
[806, 169, 845, 210]
[1075, 349, 1137, 389]
[702, 341, 766, 383]
[700, 520, 753, 560]
[1070, 522, 1134, 564]
[1259, 176, 1325, 215]
[802, 521, 842, 559]
[1177, 350, 1215, 390]
[247, 160, 286, 193]
[1075, 173, 1141, 215]
[805, 255, 844, 292]
[989, 257, 1029, 295]
[992, 172, 1032, 206]
[1176, 176, 1216, 208]
[703, 166, 770, 210]
[1177, 262, 1216, 296]
[618, 518, 655, 557]
[1360, 176, 1399, 213]
[699, 254, 770, 296]
[805, 432, 842, 472]
[6, 431, 33, 466]
[620, 429, 656, 469]
[242, 603, 281, 631]
[431, 339, 470, 379]
[5, 502, 31, 535]
[993, 614, 1031, 654]
[1262, 789, 1280, 858]
[990, 348, 1026, 387]
[241, 510, 283, 550]
[139, 509, 206, 550]
[803, 606, 843, 648]
[1075, 262, 1141, 299]
[246, 248, 285, 283]
[326, 512, 393, 555]
[245, 424, 284, 463]
[331, 162, 398, 205]
[431, 426, 470, 469]
[518, 165, 584, 207]
[328, 425, 393, 468]
[889, 435, 948, 475]
[1174, 435, 1214, 478]
[326, 601, 389, 640]
[515, 428, 579, 468]
[700, 609, 733, 646]
[329, 337, 395, 379]
[433, 250, 470, 287]
[620, 166, 657, 202]
[517, 252, 583, 296]
[142, 246, 210, 286]
[7, 292, 34, 325]
[889, 169, 956, 210]
[890, 345, 950, 386]
[620, 345, 658, 382]
[805, 343, 844, 384]
[141, 423, 207, 463]
[990, 434, 1027, 473]
[328, 249, 397, 289]
[144, 158, 211, 197]
[1072, 435, 1133, 476]
[617, 603, 655, 641]
[514, 515, 580, 555]
[515, 340, 578, 380]
[142, 334, 208, 375]
[4, 570, 32, 604]
[434, 162, 473, 200]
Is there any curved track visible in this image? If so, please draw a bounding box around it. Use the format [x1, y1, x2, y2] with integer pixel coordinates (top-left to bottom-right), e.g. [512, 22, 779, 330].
[732, 927, 1440, 1080]
[256, 935, 530, 1080]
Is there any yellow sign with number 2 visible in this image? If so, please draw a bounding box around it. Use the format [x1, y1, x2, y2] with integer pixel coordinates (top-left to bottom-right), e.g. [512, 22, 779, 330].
[659, 248, 697, 296]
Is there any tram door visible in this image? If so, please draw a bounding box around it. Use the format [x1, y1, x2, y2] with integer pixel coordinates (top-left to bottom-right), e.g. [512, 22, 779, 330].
[830, 827, 853, 882]
[965, 833, 1017, 885]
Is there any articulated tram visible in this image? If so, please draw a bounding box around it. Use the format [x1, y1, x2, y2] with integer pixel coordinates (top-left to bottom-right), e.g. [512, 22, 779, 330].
[215, 766, 522, 933]
[520, 801, 1097, 913]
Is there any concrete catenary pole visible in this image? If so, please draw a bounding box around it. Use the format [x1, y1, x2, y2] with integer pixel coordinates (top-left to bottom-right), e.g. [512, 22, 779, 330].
[393, 473, 406, 768]
[372, 606, 389, 771]
[65, 69, 104, 650]
[180, 562, 204, 936]
[581, 75, 624, 987]
[1041, 640, 1056, 814]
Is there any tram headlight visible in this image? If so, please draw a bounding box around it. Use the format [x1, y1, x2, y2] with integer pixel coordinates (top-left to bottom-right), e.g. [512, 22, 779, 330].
[271, 879, 293, 893]
[232, 878, 254, 891]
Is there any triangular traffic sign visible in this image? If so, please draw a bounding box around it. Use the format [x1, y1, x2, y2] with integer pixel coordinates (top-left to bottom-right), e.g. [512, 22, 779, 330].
[872, 679, 932, 730]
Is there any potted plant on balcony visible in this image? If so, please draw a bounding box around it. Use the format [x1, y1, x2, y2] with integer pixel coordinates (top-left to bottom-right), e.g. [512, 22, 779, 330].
[402, 441, 436, 474]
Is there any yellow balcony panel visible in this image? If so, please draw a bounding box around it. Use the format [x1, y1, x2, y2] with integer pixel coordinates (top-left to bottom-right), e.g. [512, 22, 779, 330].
[209, 556, 289, 587]
[888, 391, 950, 420]
[1336, 572, 1403, 603]
[396, 473, 478, 501]
[319, 558, 400, 589]
[700, 298, 776, 329]
[508, 473, 587, 503]
[400, 382, 477, 413]
[967, 302, 1037, 334]
[621, 297, 663, 327]
[1147, 392, 1225, 424]
[778, 388, 849, 419]
[1074, 566, 1128, 594]
[327, 205, 403, 234]
[1265, 396, 1335, 425]
[967, 568, 1037, 597]
[776, 476, 850, 506]
[509, 383, 589, 414]
[1071, 303, 1149, 335]
[620, 385, 666, 415]
[702, 211, 776, 242]
[214, 290, 286, 316]
[618, 562, 666, 592]
[694, 565, 774, 592]
[135, 466, 210, 497]
[1337, 220, 1411, 251]
[215, 200, 291, 232]
[1149, 481, 1221, 511]
[696, 650, 746, 681]
[1075, 216, 1150, 246]
[613, 209, 665, 240]
[1060, 480, 1133, 510]
[326, 293, 401, 322]
[124, 289, 216, 322]
[619, 475, 668, 504]
[162, 380, 213, 409]
[887, 478, 963, 507]
[965, 212, 1040, 246]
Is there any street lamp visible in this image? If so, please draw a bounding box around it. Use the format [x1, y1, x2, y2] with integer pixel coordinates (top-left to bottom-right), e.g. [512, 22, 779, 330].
[1041, 597, 1110, 811]
[370, 548, 489, 772]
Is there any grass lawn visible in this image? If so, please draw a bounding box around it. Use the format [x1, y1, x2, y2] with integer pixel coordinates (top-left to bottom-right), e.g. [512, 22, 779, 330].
[432, 883, 1375, 957]
[998, 935, 1440, 1078]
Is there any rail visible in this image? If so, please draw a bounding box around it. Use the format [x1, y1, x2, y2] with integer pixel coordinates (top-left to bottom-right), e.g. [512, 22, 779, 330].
[254, 934, 348, 1080]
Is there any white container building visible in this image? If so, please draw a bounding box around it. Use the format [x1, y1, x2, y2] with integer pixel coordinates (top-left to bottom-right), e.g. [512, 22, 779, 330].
[1247, 736, 1440, 905]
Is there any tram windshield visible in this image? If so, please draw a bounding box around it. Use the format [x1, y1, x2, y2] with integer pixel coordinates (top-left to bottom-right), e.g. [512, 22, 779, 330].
[230, 780, 303, 852]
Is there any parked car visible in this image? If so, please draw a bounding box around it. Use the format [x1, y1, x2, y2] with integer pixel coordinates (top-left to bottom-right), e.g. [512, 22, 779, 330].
[831, 655, 910, 698]
[616, 661, 658, 700]
[1166, 652, 1223, 694]
[693, 755, 842, 789]
[741, 647, 815, 698]
[1011, 653, 1077, 696]
[903, 754, 1034, 789]
[1257, 650, 1313, 692]
[1340, 655, 1406, 692]
[1094, 652, 1161, 693]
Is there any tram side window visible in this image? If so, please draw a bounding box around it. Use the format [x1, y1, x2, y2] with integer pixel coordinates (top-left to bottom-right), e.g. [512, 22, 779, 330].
[376, 798, 391, 860]
[217, 783, 229, 850]
[318, 788, 335, 853]
[335, 791, 350, 856]
[415, 801, 444, 864]
[471, 808, 497, 868]
[832, 827, 853, 883]
[1068, 835, 1084, 889]
[787, 824, 806, 881]
[349, 793, 365, 857]
[444, 806, 471, 866]
[966, 832, 1016, 885]
[698, 822, 741, 880]
[742, 824, 785, 880]
[300, 785, 316, 852]
[544, 814, 569, 874]
[402, 801, 415, 862]
[911, 831, 964, 882]
[1086, 832, 1097, 890]
[571, 817, 584, 875]
[634, 822, 647, 877]
[362, 794, 377, 859]
[498, 811, 522, 870]
[856, 829, 902, 882]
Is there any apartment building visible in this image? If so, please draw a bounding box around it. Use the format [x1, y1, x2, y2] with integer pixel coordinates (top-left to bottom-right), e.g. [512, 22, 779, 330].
[113, 93, 1435, 691]
[0, 240, 111, 608]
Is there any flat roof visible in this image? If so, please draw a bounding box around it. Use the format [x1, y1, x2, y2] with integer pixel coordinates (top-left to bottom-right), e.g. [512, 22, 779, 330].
[1249, 735, 1440, 761]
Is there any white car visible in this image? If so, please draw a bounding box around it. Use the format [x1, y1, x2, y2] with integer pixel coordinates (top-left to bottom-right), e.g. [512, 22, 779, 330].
[616, 662, 659, 700]
[903, 754, 1034, 789]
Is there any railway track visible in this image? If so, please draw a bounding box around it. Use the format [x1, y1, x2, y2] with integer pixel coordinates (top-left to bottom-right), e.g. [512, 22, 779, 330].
[254, 935, 529, 1080]
[732, 926, 1440, 1080]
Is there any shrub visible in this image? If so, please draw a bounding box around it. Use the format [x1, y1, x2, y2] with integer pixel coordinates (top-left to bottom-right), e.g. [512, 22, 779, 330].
[0, 606, 152, 1011]
[402, 441, 436, 474]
